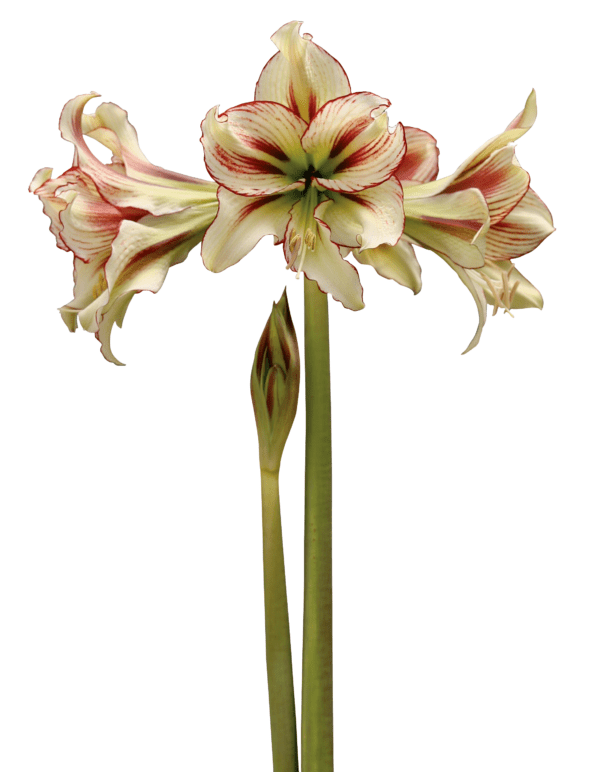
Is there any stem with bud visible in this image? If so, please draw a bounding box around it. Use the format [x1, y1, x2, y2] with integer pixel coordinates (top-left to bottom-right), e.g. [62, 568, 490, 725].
[251, 291, 300, 772]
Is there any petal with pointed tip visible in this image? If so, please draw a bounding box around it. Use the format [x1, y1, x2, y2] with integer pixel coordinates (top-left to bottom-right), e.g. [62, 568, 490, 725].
[202, 186, 298, 272]
[60, 93, 217, 215]
[438, 253, 488, 354]
[255, 21, 351, 122]
[201, 102, 307, 196]
[455, 90, 537, 175]
[83, 101, 214, 190]
[394, 127, 439, 183]
[59, 253, 110, 332]
[486, 188, 554, 259]
[473, 259, 544, 311]
[354, 237, 422, 293]
[30, 167, 70, 249]
[403, 188, 489, 268]
[99, 207, 216, 364]
[444, 145, 530, 225]
[314, 177, 404, 251]
[302, 92, 406, 193]
[67, 206, 216, 364]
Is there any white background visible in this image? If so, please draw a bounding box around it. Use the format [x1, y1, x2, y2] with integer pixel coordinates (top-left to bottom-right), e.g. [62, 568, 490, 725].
[2, 1, 598, 771]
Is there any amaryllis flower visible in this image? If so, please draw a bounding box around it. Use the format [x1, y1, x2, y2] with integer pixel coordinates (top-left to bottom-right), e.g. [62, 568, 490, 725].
[393, 91, 554, 351]
[199, 21, 407, 310]
[30, 93, 218, 364]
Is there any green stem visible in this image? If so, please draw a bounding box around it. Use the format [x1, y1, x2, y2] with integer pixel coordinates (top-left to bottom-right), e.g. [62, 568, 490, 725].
[302, 278, 333, 772]
[260, 468, 299, 772]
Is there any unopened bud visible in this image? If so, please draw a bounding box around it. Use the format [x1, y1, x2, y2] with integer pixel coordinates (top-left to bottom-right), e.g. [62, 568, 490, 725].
[251, 289, 300, 472]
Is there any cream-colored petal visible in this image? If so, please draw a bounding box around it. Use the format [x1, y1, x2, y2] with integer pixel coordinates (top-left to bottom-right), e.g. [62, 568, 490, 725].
[486, 188, 554, 259]
[437, 254, 488, 354]
[96, 292, 136, 366]
[60, 93, 218, 215]
[254, 20, 351, 122]
[83, 101, 213, 191]
[202, 187, 298, 272]
[314, 177, 404, 251]
[403, 188, 489, 268]
[63, 204, 216, 364]
[454, 90, 537, 175]
[29, 167, 70, 250]
[201, 102, 307, 196]
[471, 259, 543, 312]
[301, 92, 406, 193]
[96, 207, 216, 364]
[59, 253, 110, 332]
[284, 198, 364, 310]
[444, 145, 530, 225]
[57, 171, 129, 262]
[394, 127, 439, 183]
[105, 207, 215, 296]
[353, 238, 422, 293]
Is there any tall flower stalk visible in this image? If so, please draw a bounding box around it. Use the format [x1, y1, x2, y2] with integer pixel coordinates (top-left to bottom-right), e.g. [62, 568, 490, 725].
[302, 278, 333, 772]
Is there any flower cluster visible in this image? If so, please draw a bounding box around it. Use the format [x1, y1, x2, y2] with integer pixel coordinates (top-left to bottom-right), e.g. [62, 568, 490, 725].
[31, 21, 553, 362]
[30, 94, 218, 364]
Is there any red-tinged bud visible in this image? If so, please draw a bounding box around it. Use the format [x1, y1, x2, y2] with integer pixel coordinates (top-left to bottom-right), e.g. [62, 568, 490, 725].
[251, 289, 300, 472]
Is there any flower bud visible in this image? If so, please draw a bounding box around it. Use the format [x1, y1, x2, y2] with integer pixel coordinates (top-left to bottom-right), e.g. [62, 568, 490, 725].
[251, 290, 300, 472]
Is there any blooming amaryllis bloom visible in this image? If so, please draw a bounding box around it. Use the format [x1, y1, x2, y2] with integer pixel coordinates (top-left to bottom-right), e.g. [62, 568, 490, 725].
[30, 93, 218, 364]
[394, 91, 554, 352]
[199, 21, 408, 310]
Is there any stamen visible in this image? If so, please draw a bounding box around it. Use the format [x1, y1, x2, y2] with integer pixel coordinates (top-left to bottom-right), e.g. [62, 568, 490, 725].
[482, 273, 501, 316]
[286, 231, 302, 270]
[295, 227, 316, 279]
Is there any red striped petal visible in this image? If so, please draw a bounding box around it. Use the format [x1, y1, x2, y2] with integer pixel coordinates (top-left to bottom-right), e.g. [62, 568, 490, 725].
[444, 145, 530, 225]
[202, 186, 297, 272]
[485, 189, 554, 259]
[254, 21, 351, 122]
[302, 92, 406, 193]
[201, 102, 307, 196]
[394, 127, 439, 183]
[314, 177, 404, 251]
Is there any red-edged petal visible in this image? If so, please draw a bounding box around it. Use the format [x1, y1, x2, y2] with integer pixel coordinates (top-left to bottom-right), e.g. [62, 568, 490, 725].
[284, 198, 364, 310]
[30, 168, 70, 250]
[201, 102, 307, 197]
[60, 205, 217, 364]
[302, 92, 406, 193]
[486, 188, 554, 259]
[454, 90, 537, 176]
[202, 187, 298, 272]
[30, 166, 140, 262]
[254, 20, 351, 122]
[353, 237, 422, 294]
[314, 177, 404, 251]
[91, 207, 215, 364]
[60, 94, 217, 215]
[444, 145, 530, 225]
[403, 187, 489, 269]
[83, 101, 213, 190]
[394, 127, 439, 183]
